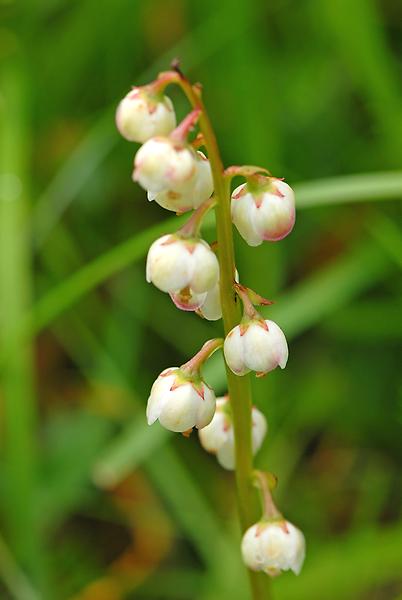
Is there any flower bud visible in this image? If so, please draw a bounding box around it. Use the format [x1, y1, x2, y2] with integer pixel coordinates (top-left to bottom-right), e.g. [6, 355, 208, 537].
[199, 396, 267, 469]
[148, 152, 213, 214]
[146, 367, 216, 432]
[133, 137, 197, 194]
[241, 520, 305, 576]
[224, 319, 288, 376]
[146, 234, 219, 294]
[231, 178, 295, 246]
[116, 88, 176, 143]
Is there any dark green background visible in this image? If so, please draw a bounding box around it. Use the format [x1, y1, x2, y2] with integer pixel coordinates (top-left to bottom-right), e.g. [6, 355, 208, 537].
[0, 1, 401, 599]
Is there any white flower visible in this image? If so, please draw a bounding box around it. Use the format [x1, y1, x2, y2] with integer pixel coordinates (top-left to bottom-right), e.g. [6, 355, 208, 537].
[241, 520, 305, 576]
[133, 137, 197, 193]
[198, 396, 267, 469]
[231, 178, 295, 246]
[224, 319, 288, 376]
[146, 368, 216, 432]
[146, 234, 219, 294]
[148, 152, 213, 213]
[116, 88, 176, 143]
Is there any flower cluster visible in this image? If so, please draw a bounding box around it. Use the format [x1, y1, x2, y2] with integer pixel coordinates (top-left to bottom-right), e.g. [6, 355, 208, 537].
[116, 70, 305, 580]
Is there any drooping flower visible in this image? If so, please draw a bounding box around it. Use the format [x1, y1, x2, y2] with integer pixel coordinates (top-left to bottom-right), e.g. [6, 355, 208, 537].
[146, 234, 219, 294]
[241, 520, 305, 577]
[116, 87, 176, 143]
[198, 396, 267, 469]
[133, 137, 197, 194]
[231, 177, 295, 246]
[146, 367, 216, 433]
[148, 151, 213, 214]
[224, 319, 288, 377]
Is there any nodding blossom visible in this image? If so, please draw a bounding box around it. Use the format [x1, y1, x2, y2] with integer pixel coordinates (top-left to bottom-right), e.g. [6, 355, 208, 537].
[146, 367, 216, 433]
[148, 151, 213, 214]
[224, 319, 288, 377]
[116, 87, 176, 143]
[133, 137, 197, 194]
[241, 520, 305, 577]
[146, 234, 219, 294]
[231, 178, 295, 246]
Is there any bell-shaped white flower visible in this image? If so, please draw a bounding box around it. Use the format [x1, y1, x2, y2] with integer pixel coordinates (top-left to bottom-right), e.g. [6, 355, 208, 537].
[148, 152, 213, 214]
[199, 396, 267, 469]
[133, 137, 197, 194]
[224, 319, 288, 377]
[147, 367, 216, 433]
[116, 88, 176, 143]
[231, 178, 295, 246]
[146, 234, 219, 294]
[241, 520, 305, 577]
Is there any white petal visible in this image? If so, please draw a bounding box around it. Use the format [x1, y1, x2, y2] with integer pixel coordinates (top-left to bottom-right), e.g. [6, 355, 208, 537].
[259, 522, 305, 575]
[252, 182, 295, 242]
[224, 326, 249, 375]
[251, 407, 267, 454]
[146, 370, 178, 425]
[198, 400, 228, 452]
[190, 242, 219, 293]
[241, 524, 266, 571]
[265, 320, 289, 369]
[216, 437, 236, 470]
[133, 138, 196, 193]
[243, 321, 288, 374]
[116, 91, 176, 143]
[157, 382, 200, 432]
[231, 188, 262, 247]
[242, 323, 275, 373]
[198, 283, 222, 321]
[191, 152, 214, 208]
[195, 384, 216, 429]
[152, 188, 193, 213]
[146, 236, 193, 293]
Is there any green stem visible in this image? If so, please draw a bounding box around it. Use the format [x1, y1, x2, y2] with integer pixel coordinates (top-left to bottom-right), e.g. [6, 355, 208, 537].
[173, 71, 271, 599]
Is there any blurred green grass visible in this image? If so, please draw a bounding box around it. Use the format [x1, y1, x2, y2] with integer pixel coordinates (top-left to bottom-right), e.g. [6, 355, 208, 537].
[0, 0, 401, 599]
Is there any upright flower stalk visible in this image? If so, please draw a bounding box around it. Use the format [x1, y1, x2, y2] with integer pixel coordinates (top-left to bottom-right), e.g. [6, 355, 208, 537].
[116, 63, 304, 599]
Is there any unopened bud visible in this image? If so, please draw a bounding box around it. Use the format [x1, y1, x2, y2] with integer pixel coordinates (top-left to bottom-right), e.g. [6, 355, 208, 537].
[134, 137, 197, 194]
[116, 88, 176, 143]
[231, 178, 295, 246]
[148, 152, 213, 213]
[241, 520, 305, 576]
[146, 367, 216, 432]
[224, 319, 288, 376]
[146, 234, 219, 294]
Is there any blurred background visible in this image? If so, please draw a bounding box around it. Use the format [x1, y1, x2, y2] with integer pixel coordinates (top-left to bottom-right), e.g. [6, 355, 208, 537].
[0, 1, 401, 599]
